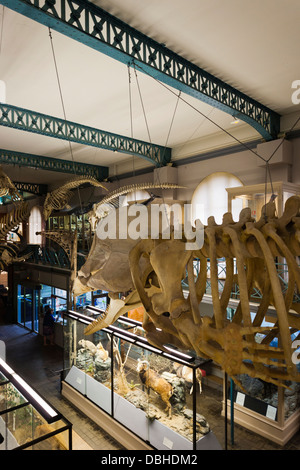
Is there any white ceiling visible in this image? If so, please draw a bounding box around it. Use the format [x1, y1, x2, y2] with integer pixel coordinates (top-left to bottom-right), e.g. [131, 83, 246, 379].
[0, 0, 299, 186]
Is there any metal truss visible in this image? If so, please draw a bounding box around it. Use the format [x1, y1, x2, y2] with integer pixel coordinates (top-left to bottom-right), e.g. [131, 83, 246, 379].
[0, 103, 170, 166]
[0, 0, 280, 140]
[0, 148, 109, 180]
[15, 181, 48, 195]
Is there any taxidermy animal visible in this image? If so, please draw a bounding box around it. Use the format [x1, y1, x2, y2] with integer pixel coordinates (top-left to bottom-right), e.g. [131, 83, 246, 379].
[173, 363, 204, 394]
[95, 342, 109, 361]
[137, 359, 173, 417]
[75, 183, 300, 391]
[78, 339, 97, 356]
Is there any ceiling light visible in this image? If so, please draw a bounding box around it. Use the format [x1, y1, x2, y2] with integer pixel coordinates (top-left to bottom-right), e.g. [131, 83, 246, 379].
[0, 358, 61, 423]
[13, 374, 60, 422]
[0, 357, 14, 375]
[163, 346, 194, 361]
[231, 116, 240, 124]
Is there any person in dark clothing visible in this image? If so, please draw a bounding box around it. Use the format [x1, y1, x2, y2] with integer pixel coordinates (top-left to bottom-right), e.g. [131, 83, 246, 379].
[43, 306, 55, 345]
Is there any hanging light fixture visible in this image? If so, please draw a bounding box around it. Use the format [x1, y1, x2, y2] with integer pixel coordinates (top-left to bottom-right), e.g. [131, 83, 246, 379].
[230, 115, 240, 125]
[0, 358, 61, 423]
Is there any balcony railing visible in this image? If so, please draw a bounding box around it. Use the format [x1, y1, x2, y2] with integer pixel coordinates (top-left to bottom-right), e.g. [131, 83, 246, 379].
[183, 258, 300, 303]
[24, 245, 86, 270]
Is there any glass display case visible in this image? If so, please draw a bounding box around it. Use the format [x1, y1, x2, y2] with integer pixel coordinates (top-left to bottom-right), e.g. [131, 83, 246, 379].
[0, 359, 72, 450]
[74, 290, 109, 312]
[62, 310, 222, 451]
[222, 334, 300, 446]
[223, 372, 300, 445]
[224, 181, 300, 444]
[46, 213, 92, 252]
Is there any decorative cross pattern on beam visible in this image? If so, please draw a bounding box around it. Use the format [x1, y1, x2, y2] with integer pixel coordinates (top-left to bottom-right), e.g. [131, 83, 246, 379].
[0, 103, 171, 166]
[0, 0, 280, 140]
[15, 181, 48, 195]
[0, 148, 109, 180]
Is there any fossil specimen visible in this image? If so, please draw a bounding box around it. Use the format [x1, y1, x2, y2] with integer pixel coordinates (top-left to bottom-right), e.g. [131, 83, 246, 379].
[43, 176, 108, 221]
[75, 191, 300, 388]
[0, 166, 22, 203]
[90, 182, 184, 221]
[0, 167, 31, 271]
[0, 201, 30, 238]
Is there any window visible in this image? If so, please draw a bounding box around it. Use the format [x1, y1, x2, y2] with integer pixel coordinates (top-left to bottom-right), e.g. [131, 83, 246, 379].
[191, 172, 243, 225]
[28, 206, 42, 244]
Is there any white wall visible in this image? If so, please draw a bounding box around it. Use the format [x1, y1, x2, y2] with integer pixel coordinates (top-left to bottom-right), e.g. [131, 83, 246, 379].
[108, 136, 300, 204]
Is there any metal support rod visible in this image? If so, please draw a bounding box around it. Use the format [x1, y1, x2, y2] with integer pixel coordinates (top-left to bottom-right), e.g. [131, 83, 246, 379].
[230, 378, 234, 446]
[0, 0, 280, 140]
[111, 333, 114, 419]
[193, 367, 196, 450]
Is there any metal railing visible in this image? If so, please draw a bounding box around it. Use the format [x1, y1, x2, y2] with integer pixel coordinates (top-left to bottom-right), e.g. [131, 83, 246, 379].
[25, 245, 86, 270]
[183, 258, 300, 303]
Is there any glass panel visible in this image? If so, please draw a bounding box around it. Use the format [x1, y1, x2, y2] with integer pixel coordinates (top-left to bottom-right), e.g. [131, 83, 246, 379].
[63, 314, 112, 412]
[1, 405, 70, 450]
[26, 417, 70, 450]
[33, 289, 39, 333]
[0, 382, 27, 412]
[0, 372, 7, 383]
[29, 427, 70, 450]
[75, 292, 92, 310]
[113, 340, 211, 448]
[0, 405, 33, 449]
[64, 215, 70, 231]
[40, 285, 52, 312]
[284, 381, 300, 420]
[53, 288, 67, 322]
[62, 312, 219, 450]
[24, 288, 33, 329]
[55, 288, 67, 299]
[17, 285, 24, 326]
[93, 295, 107, 310]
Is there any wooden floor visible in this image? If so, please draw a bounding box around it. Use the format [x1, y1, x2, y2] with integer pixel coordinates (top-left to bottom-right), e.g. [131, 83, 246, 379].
[1, 318, 300, 451]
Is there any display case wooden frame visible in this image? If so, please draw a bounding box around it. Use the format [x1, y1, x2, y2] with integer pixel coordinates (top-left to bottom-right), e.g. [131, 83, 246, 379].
[222, 376, 300, 446]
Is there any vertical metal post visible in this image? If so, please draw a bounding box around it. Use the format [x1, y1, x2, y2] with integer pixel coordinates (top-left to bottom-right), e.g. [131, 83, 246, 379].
[224, 372, 228, 450]
[111, 333, 114, 418]
[230, 378, 234, 446]
[68, 425, 73, 450]
[193, 367, 196, 450]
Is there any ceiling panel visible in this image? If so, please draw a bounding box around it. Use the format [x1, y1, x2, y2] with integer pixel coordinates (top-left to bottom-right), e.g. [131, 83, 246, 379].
[0, 1, 299, 187]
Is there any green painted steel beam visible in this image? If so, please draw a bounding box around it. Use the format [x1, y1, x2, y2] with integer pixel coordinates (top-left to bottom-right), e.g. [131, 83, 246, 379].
[0, 0, 280, 140]
[15, 181, 48, 195]
[0, 148, 109, 179]
[0, 103, 170, 166]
